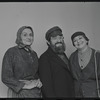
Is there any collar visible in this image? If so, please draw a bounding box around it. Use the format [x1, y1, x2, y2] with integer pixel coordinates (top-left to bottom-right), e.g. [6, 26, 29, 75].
[18, 44, 32, 52]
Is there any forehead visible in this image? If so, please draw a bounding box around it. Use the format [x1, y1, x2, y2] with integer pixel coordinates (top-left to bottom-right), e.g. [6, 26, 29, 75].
[74, 35, 84, 40]
[22, 28, 33, 33]
[51, 35, 62, 37]
[50, 35, 63, 40]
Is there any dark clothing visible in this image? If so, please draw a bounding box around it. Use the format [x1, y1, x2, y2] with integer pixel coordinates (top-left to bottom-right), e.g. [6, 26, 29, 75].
[69, 48, 100, 97]
[38, 47, 74, 97]
[7, 87, 41, 98]
[1, 46, 41, 98]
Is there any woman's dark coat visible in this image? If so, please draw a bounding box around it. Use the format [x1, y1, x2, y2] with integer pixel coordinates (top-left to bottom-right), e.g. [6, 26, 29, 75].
[69, 48, 100, 97]
[39, 47, 74, 97]
[1, 46, 41, 98]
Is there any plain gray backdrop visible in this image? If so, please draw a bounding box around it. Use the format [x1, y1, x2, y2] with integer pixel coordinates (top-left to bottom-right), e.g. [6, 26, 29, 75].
[0, 2, 100, 97]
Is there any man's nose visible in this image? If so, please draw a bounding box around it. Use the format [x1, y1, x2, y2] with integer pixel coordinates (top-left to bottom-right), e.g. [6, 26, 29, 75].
[57, 39, 62, 42]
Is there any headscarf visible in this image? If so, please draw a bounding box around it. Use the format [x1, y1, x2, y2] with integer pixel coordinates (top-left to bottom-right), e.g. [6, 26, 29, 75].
[15, 26, 34, 51]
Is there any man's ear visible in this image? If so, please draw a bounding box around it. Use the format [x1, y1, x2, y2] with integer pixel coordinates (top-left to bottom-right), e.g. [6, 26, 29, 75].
[46, 40, 50, 45]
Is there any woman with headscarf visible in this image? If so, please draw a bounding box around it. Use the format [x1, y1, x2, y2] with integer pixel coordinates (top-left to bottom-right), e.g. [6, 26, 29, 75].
[69, 31, 100, 98]
[1, 26, 42, 98]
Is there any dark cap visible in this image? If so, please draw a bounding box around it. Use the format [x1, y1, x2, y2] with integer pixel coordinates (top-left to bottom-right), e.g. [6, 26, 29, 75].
[71, 31, 89, 41]
[71, 31, 89, 46]
[45, 26, 62, 41]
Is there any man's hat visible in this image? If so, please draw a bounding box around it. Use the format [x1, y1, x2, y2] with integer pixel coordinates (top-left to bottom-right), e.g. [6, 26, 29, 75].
[45, 26, 62, 41]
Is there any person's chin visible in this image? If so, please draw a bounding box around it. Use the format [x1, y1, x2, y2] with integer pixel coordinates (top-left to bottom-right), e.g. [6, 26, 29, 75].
[77, 46, 83, 50]
[25, 42, 32, 46]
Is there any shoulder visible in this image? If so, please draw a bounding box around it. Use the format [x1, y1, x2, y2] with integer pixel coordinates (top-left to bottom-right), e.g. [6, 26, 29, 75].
[95, 49, 100, 58]
[39, 50, 49, 60]
[69, 50, 77, 60]
[3, 46, 19, 60]
[91, 48, 100, 55]
[4, 46, 18, 55]
[96, 50, 100, 54]
[39, 48, 53, 63]
[31, 50, 38, 56]
[90, 48, 100, 60]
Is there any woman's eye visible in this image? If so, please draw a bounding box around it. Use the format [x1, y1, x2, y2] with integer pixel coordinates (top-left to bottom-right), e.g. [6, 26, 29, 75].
[23, 34, 27, 37]
[29, 33, 33, 37]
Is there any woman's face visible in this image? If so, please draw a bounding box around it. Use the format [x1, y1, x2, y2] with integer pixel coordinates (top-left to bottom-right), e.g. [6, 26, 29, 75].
[21, 28, 34, 46]
[73, 35, 88, 50]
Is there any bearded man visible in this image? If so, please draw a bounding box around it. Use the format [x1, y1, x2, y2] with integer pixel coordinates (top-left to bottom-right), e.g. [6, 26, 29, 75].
[39, 26, 74, 98]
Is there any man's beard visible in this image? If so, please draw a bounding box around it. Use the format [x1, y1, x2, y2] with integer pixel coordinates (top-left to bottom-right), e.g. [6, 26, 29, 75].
[50, 42, 66, 54]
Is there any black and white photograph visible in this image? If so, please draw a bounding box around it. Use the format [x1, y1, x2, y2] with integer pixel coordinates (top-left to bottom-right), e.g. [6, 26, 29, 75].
[0, 2, 100, 98]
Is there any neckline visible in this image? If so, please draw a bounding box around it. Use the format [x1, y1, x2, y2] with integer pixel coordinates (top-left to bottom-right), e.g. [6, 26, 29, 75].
[77, 48, 93, 71]
[78, 46, 90, 55]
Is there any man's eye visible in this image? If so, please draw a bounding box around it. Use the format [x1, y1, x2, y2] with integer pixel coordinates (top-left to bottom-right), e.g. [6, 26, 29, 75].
[52, 37, 57, 40]
[73, 40, 76, 42]
[79, 37, 82, 39]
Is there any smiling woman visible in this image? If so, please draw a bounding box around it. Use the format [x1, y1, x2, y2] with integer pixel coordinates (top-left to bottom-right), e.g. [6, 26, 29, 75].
[1, 26, 42, 98]
[21, 28, 34, 46]
[69, 31, 100, 98]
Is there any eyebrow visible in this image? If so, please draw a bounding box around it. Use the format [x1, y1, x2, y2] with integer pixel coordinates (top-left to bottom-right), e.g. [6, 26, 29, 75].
[22, 32, 33, 34]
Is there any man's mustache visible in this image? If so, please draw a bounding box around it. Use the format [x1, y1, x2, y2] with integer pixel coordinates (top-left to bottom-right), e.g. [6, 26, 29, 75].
[55, 42, 63, 45]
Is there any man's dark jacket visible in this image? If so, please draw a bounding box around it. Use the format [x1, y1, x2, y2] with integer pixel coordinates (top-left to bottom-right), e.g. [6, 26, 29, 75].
[39, 47, 74, 97]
